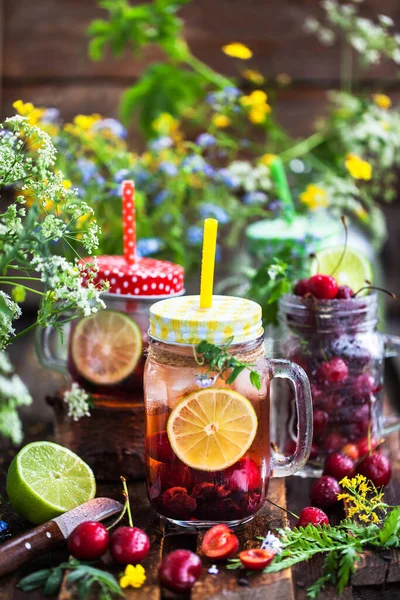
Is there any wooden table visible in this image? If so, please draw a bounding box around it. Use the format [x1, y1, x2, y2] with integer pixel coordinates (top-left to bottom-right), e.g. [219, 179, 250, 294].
[1, 355, 400, 599]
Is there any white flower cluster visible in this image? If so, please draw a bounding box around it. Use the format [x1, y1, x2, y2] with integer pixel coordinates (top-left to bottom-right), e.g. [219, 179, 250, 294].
[32, 255, 106, 320]
[226, 161, 272, 192]
[0, 291, 22, 350]
[63, 383, 91, 421]
[0, 351, 32, 444]
[305, 1, 400, 66]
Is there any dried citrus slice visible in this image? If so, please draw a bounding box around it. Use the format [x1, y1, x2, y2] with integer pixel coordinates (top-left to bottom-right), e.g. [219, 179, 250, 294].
[71, 310, 142, 385]
[167, 388, 258, 472]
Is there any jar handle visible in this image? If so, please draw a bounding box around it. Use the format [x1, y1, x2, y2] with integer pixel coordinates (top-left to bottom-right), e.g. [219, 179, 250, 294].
[269, 359, 313, 477]
[384, 334, 400, 358]
[34, 326, 68, 375]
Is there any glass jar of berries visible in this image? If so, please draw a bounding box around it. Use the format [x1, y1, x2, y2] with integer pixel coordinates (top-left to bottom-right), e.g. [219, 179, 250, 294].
[278, 284, 400, 469]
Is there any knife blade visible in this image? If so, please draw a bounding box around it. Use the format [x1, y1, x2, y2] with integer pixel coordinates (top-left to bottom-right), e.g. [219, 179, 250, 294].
[0, 497, 122, 578]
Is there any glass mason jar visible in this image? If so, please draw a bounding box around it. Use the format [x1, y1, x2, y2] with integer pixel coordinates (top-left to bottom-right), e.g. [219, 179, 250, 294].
[144, 295, 313, 528]
[278, 293, 400, 469]
[36, 255, 185, 480]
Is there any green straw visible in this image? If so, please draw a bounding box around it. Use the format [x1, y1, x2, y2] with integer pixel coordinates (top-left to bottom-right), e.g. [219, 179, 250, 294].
[269, 156, 295, 223]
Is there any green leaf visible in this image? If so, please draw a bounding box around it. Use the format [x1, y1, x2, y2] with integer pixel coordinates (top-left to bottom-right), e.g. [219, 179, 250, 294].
[337, 546, 359, 594]
[43, 568, 63, 596]
[118, 63, 205, 132]
[18, 569, 52, 591]
[250, 371, 261, 390]
[226, 365, 245, 384]
[88, 36, 109, 61]
[380, 506, 400, 546]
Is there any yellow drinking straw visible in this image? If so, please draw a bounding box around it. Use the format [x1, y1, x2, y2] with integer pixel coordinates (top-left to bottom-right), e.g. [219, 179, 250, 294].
[200, 218, 218, 308]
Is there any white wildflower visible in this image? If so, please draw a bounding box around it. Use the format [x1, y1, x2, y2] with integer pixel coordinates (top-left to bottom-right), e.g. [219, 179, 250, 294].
[0, 292, 22, 350]
[0, 352, 32, 445]
[260, 532, 283, 554]
[64, 383, 91, 421]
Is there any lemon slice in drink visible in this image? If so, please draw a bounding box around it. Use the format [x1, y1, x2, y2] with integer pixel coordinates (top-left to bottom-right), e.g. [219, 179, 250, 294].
[167, 388, 258, 472]
[71, 310, 142, 385]
[6, 441, 96, 524]
[311, 246, 373, 292]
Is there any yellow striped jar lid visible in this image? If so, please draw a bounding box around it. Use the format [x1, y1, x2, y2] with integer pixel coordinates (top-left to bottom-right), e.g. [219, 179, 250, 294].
[149, 295, 263, 345]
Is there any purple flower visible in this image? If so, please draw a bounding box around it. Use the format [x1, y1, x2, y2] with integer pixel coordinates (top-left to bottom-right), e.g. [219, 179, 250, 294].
[159, 162, 178, 177]
[77, 159, 97, 184]
[153, 189, 170, 206]
[195, 373, 218, 388]
[196, 133, 216, 148]
[199, 203, 230, 224]
[186, 226, 203, 246]
[137, 238, 164, 257]
[92, 118, 127, 138]
[243, 191, 268, 205]
[41, 108, 60, 123]
[0, 521, 7, 532]
[114, 169, 131, 184]
[217, 169, 239, 188]
[150, 136, 173, 151]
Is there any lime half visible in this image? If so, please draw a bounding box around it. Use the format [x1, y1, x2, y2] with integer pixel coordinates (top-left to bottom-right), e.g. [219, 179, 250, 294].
[6, 441, 96, 524]
[311, 246, 373, 292]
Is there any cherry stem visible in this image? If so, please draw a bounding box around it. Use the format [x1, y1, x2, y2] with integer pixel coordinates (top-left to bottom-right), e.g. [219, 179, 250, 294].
[330, 215, 348, 277]
[106, 499, 128, 531]
[353, 282, 396, 300]
[120, 476, 134, 528]
[267, 498, 299, 520]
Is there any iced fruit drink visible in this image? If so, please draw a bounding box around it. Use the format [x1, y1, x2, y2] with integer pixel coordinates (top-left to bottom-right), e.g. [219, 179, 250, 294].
[144, 295, 313, 527]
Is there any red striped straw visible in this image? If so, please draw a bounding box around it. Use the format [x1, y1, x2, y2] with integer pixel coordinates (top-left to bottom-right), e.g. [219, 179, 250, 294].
[122, 180, 136, 263]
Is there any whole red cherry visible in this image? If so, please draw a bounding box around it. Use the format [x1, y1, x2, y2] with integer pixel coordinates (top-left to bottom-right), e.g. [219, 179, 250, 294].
[110, 526, 150, 564]
[324, 453, 355, 481]
[357, 436, 378, 457]
[225, 457, 261, 492]
[342, 443, 360, 462]
[67, 521, 109, 561]
[297, 506, 329, 527]
[294, 279, 310, 297]
[357, 452, 391, 488]
[310, 476, 340, 508]
[317, 357, 349, 385]
[201, 524, 239, 560]
[159, 550, 202, 593]
[308, 274, 339, 300]
[336, 285, 354, 299]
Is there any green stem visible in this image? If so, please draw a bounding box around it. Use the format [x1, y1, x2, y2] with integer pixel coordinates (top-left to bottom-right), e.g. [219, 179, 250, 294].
[106, 500, 128, 531]
[8, 321, 39, 343]
[0, 276, 41, 282]
[279, 131, 326, 163]
[1, 282, 44, 296]
[120, 476, 133, 528]
[184, 52, 232, 90]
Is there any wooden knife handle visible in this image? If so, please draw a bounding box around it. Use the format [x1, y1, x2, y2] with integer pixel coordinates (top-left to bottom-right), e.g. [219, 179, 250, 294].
[0, 520, 64, 577]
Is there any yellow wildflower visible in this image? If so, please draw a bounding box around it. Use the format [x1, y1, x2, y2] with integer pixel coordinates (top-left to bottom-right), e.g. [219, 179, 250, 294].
[240, 90, 271, 124]
[13, 100, 44, 126]
[62, 179, 72, 190]
[354, 205, 368, 222]
[73, 114, 102, 130]
[249, 105, 271, 124]
[242, 69, 265, 85]
[300, 184, 328, 210]
[120, 564, 146, 589]
[240, 90, 268, 107]
[212, 114, 231, 128]
[259, 154, 277, 167]
[345, 153, 372, 181]
[222, 42, 253, 60]
[152, 113, 179, 135]
[372, 93, 391, 110]
[380, 120, 390, 131]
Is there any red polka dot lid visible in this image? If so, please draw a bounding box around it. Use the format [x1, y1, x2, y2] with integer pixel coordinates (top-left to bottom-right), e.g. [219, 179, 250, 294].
[81, 255, 185, 298]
